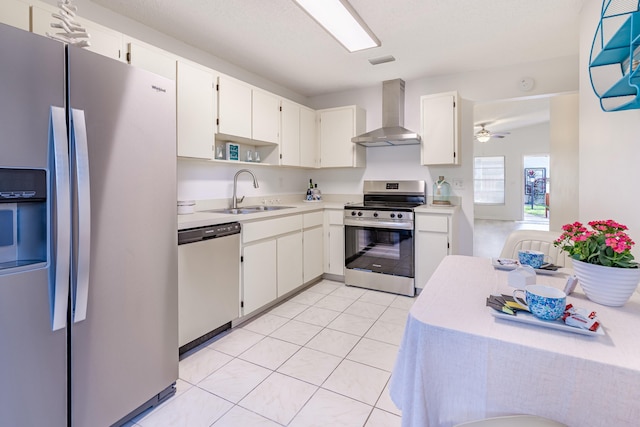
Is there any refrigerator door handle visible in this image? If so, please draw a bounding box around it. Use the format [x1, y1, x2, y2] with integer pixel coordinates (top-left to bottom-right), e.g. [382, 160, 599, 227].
[70, 108, 91, 323]
[49, 106, 71, 331]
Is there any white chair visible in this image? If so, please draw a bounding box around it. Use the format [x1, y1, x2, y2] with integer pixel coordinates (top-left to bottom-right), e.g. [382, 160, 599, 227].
[499, 229, 573, 268]
[454, 414, 568, 427]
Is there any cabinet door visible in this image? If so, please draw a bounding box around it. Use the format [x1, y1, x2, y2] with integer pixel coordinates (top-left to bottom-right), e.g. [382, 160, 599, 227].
[277, 233, 303, 296]
[218, 76, 252, 139]
[0, 0, 29, 30]
[319, 108, 354, 168]
[415, 231, 449, 289]
[32, 4, 123, 61]
[415, 214, 450, 288]
[243, 240, 277, 315]
[127, 40, 176, 80]
[304, 227, 324, 282]
[421, 92, 459, 165]
[252, 89, 280, 144]
[326, 224, 344, 275]
[280, 99, 301, 166]
[176, 61, 215, 159]
[319, 106, 365, 168]
[300, 106, 317, 168]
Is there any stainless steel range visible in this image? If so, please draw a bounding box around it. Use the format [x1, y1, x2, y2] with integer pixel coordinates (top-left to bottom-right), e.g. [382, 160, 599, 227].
[344, 180, 426, 297]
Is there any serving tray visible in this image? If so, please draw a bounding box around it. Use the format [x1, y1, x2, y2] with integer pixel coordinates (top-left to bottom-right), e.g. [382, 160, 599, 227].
[490, 308, 604, 337]
[491, 257, 564, 276]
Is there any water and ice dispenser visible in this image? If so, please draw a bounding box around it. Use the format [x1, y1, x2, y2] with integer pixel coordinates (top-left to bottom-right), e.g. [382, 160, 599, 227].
[0, 168, 48, 272]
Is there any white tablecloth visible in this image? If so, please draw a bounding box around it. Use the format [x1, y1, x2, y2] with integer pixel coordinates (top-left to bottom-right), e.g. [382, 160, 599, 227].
[390, 255, 640, 427]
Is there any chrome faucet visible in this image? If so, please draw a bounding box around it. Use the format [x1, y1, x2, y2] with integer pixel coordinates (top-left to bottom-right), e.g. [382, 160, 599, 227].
[232, 169, 259, 209]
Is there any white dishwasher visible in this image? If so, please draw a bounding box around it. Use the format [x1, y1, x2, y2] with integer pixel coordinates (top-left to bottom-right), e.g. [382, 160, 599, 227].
[178, 222, 241, 355]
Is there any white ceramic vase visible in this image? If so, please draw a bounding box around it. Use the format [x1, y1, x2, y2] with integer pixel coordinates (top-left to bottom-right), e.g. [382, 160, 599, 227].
[572, 259, 640, 306]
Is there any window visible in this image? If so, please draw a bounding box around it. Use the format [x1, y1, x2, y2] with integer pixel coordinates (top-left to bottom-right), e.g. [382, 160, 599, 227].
[474, 156, 505, 204]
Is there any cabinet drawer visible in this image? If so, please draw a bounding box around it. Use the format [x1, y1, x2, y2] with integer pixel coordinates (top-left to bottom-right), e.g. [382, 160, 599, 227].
[243, 215, 302, 243]
[303, 211, 323, 228]
[416, 215, 448, 233]
[326, 209, 344, 225]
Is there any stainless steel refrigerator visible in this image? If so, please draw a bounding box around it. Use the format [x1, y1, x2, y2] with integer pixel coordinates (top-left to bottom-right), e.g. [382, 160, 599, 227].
[0, 23, 178, 426]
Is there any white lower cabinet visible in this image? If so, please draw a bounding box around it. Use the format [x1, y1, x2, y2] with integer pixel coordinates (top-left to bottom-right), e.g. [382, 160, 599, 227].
[415, 213, 452, 289]
[303, 211, 324, 282]
[277, 233, 303, 296]
[241, 214, 305, 315]
[242, 239, 277, 315]
[323, 208, 344, 276]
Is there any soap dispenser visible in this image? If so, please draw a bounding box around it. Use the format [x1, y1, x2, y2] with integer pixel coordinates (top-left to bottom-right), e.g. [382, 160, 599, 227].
[432, 176, 451, 205]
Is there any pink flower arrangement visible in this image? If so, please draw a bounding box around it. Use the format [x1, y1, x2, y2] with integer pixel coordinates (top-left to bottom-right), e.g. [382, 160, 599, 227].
[554, 220, 638, 268]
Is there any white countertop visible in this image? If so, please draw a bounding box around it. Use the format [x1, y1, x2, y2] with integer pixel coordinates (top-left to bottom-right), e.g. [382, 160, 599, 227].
[178, 200, 459, 230]
[177, 201, 344, 230]
[414, 204, 459, 214]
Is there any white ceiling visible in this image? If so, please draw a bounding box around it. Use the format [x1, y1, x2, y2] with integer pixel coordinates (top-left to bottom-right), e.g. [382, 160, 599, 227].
[91, 0, 586, 99]
[474, 97, 551, 134]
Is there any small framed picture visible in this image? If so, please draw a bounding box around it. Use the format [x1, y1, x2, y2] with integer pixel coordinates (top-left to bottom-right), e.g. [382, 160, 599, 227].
[226, 143, 239, 161]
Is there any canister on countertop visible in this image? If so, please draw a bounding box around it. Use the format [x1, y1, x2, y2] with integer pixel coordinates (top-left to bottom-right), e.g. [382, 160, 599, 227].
[432, 176, 451, 205]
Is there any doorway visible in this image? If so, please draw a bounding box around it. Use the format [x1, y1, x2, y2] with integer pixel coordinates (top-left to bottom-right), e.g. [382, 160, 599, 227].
[523, 155, 549, 225]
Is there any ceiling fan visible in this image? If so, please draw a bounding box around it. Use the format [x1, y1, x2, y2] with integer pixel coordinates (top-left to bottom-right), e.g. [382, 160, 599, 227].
[474, 124, 510, 142]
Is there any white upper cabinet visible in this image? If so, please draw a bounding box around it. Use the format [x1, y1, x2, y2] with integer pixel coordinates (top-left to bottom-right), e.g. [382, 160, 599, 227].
[252, 89, 280, 144]
[280, 99, 301, 166]
[420, 91, 460, 165]
[217, 76, 281, 145]
[176, 60, 216, 159]
[318, 105, 366, 168]
[280, 100, 318, 168]
[217, 75, 252, 140]
[31, 1, 124, 61]
[300, 106, 318, 168]
[0, 0, 29, 30]
[126, 38, 177, 80]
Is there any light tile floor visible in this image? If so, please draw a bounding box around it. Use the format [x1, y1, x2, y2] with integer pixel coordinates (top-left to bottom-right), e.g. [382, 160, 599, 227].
[127, 279, 412, 427]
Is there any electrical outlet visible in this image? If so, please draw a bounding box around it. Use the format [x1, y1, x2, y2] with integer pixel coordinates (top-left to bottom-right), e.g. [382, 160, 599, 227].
[452, 179, 464, 190]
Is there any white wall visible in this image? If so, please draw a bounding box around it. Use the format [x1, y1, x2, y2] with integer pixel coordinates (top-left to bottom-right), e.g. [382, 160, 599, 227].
[579, 2, 640, 259]
[474, 123, 551, 221]
[41, 0, 583, 256]
[309, 58, 578, 256]
[549, 93, 579, 231]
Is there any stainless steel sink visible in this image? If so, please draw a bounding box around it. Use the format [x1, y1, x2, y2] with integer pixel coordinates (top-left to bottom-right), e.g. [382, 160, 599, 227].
[202, 205, 295, 215]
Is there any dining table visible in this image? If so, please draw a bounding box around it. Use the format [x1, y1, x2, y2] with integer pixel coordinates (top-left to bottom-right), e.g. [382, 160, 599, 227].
[390, 255, 640, 427]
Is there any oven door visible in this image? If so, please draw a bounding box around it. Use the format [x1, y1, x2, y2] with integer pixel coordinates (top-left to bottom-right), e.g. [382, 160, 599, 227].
[344, 218, 414, 278]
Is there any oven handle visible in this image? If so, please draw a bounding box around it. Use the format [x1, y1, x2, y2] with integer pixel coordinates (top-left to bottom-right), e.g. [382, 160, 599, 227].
[344, 218, 413, 230]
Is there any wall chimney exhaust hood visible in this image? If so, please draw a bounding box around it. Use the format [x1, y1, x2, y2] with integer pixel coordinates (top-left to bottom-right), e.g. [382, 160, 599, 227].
[352, 79, 421, 147]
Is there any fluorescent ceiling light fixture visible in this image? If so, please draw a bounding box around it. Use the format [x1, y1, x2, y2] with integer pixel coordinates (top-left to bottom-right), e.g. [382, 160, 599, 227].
[293, 0, 380, 52]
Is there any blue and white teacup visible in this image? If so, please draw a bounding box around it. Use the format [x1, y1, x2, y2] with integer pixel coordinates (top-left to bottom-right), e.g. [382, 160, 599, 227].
[513, 285, 566, 321]
[518, 250, 551, 269]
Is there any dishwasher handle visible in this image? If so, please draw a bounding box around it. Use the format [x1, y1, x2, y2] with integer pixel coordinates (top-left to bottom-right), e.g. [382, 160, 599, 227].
[178, 222, 241, 245]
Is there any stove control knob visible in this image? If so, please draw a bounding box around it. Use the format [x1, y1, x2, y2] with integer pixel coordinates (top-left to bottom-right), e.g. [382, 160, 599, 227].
[390, 213, 396, 219]
[398, 213, 403, 219]
[351, 211, 356, 216]
[357, 211, 363, 217]
[373, 212, 379, 218]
